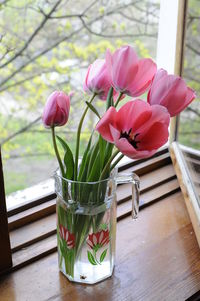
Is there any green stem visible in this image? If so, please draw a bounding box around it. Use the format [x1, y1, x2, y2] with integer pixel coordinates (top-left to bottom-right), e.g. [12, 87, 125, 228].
[110, 154, 124, 171]
[51, 126, 64, 176]
[114, 92, 123, 108]
[74, 93, 96, 180]
[99, 149, 120, 180]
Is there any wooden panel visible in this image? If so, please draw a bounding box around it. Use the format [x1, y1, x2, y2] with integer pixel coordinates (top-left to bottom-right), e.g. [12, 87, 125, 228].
[0, 148, 12, 273]
[8, 199, 56, 231]
[10, 214, 56, 252]
[12, 235, 57, 270]
[118, 146, 169, 172]
[119, 152, 171, 176]
[7, 192, 56, 217]
[1, 192, 200, 300]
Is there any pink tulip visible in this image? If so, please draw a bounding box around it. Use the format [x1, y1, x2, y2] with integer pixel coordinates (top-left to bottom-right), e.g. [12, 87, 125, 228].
[106, 45, 157, 97]
[42, 91, 70, 128]
[147, 69, 196, 117]
[84, 59, 118, 100]
[96, 100, 170, 159]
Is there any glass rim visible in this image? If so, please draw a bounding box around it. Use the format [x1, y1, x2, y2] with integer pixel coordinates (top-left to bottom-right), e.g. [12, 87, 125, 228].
[53, 169, 116, 185]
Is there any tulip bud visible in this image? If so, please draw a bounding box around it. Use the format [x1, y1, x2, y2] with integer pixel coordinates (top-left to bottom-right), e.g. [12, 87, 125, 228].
[147, 69, 196, 117]
[83, 59, 117, 100]
[106, 45, 157, 97]
[42, 91, 70, 128]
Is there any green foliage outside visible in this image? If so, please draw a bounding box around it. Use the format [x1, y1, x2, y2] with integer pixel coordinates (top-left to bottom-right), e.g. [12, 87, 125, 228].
[1, 0, 199, 195]
[0, 0, 159, 194]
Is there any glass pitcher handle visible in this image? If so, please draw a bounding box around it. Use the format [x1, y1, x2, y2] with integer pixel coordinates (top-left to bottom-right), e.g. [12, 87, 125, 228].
[116, 172, 140, 219]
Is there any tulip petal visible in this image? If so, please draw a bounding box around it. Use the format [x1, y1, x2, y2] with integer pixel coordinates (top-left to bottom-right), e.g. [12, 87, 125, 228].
[116, 100, 152, 133]
[42, 97, 57, 126]
[139, 122, 169, 150]
[147, 68, 167, 103]
[83, 64, 92, 93]
[106, 46, 138, 92]
[167, 86, 196, 117]
[126, 58, 157, 97]
[83, 59, 112, 99]
[114, 136, 156, 159]
[110, 124, 141, 158]
[137, 105, 170, 140]
[95, 106, 117, 143]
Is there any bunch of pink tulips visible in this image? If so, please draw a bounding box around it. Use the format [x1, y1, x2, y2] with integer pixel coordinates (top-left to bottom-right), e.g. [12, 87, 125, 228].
[43, 45, 195, 182]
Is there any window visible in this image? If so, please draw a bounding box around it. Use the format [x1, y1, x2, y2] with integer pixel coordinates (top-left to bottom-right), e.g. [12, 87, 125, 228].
[1, 0, 200, 276]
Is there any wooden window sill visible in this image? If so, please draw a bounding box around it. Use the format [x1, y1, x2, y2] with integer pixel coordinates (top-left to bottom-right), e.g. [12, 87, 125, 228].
[1, 191, 200, 300]
[1, 148, 200, 300]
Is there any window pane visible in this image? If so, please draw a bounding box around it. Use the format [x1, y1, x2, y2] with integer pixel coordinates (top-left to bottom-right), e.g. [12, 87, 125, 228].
[0, 0, 160, 200]
[179, 0, 200, 150]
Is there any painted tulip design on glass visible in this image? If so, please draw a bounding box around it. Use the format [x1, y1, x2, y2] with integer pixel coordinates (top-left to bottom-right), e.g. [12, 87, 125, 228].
[59, 225, 75, 250]
[58, 224, 75, 276]
[87, 229, 110, 265]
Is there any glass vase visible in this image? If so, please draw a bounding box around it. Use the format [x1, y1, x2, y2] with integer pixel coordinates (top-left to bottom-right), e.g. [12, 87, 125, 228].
[54, 169, 140, 284]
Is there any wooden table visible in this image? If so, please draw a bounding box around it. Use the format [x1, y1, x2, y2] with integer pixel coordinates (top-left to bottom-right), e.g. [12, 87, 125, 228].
[1, 190, 200, 301]
[0, 154, 200, 301]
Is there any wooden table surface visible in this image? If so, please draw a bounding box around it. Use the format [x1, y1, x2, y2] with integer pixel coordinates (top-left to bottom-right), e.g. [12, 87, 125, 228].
[1, 190, 200, 301]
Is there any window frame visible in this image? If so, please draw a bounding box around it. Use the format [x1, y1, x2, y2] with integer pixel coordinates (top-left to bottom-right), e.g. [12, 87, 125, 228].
[166, 0, 200, 248]
[0, 147, 12, 274]
[170, 142, 200, 247]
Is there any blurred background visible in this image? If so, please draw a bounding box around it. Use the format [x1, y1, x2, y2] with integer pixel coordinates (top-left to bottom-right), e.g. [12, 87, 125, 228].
[0, 0, 199, 196]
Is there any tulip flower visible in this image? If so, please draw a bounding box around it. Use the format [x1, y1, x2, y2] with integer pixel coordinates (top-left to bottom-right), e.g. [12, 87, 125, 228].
[96, 100, 170, 159]
[83, 59, 118, 100]
[59, 225, 75, 249]
[147, 69, 196, 117]
[42, 91, 70, 128]
[106, 45, 157, 97]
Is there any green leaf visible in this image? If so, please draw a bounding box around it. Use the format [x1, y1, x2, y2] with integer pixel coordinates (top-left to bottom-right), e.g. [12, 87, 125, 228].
[106, 87, 114, 110]
[85, 101, 101, 119]
[56, 135, 74, 180]
[87, 251, 97, 265]
[100, 249, 107, 263]
[78, 133, 93, 181]
[105, 143, 114, 165]
[57, 205, 68, 226]
[86, 141, 99, 179]
[99, 135, 107, 170]
[87, 153, 100, 181]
